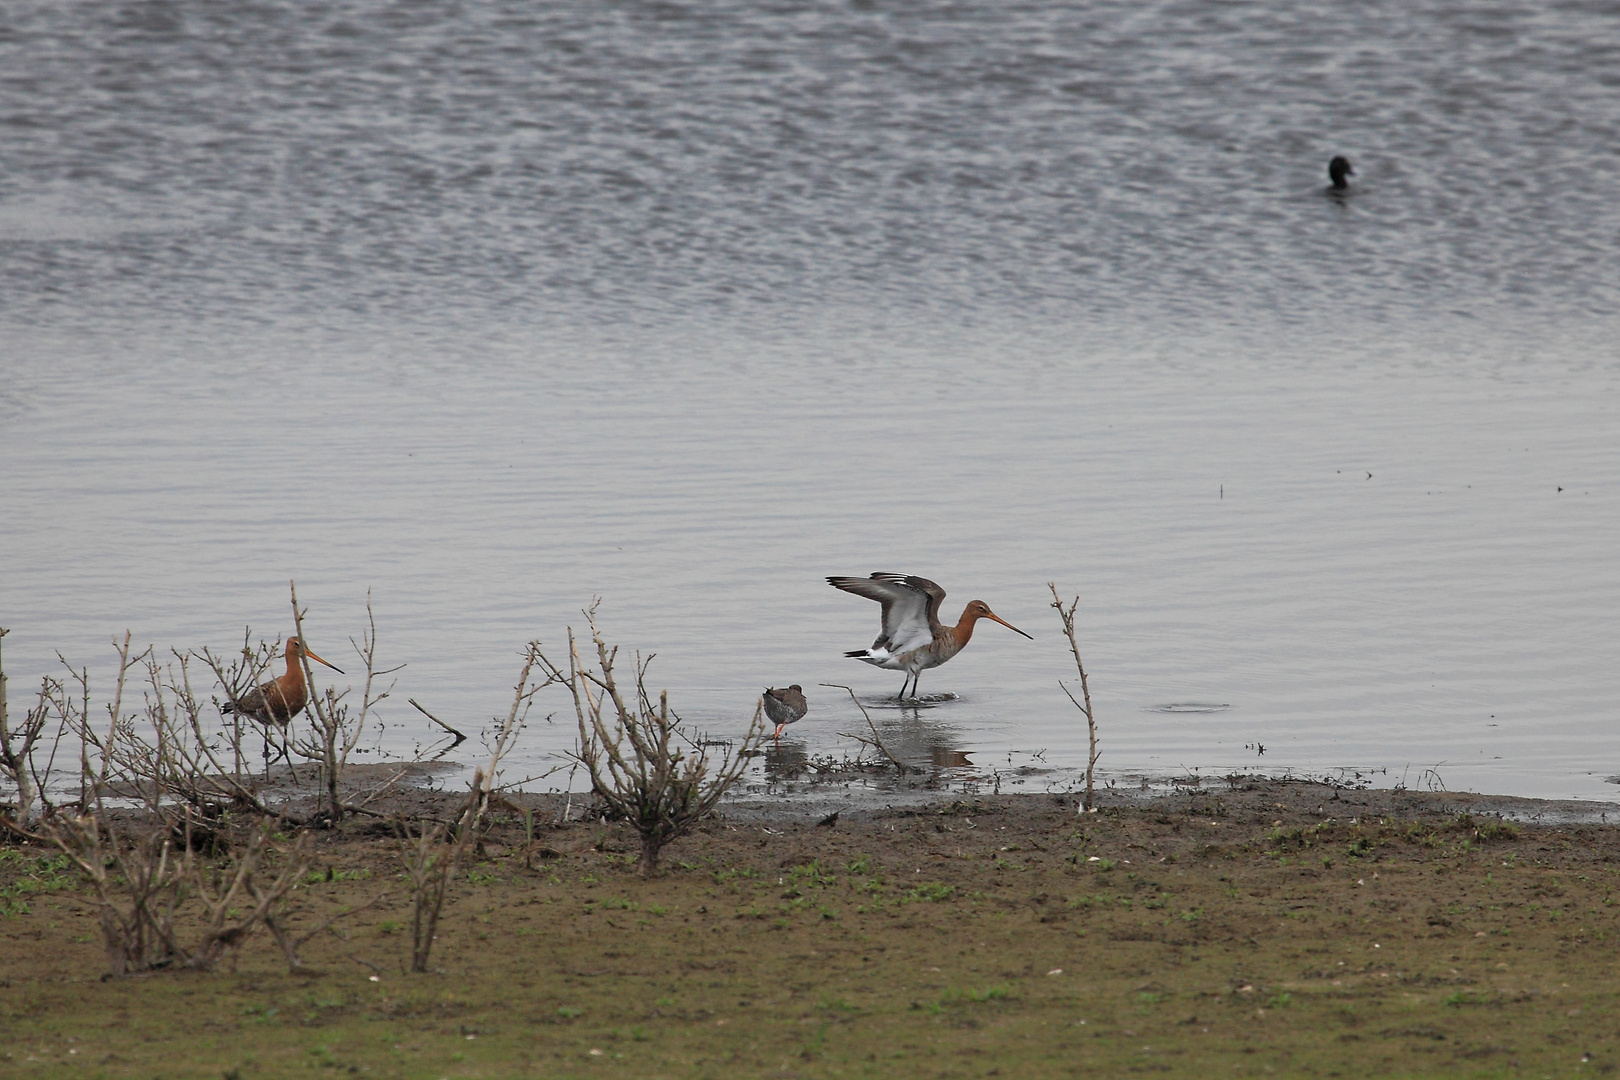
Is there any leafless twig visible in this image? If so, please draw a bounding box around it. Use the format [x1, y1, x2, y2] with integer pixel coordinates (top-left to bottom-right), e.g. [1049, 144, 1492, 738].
[0, 627, 63, 827]
[823, 683, 909, 773]
[409, 698, 466, 750]
[291, 584, 402, 823]
[1049, 583, 1100, 813]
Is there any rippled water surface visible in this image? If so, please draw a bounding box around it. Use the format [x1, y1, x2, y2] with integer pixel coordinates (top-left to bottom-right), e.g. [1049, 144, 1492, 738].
[3, 0, 1618, 799]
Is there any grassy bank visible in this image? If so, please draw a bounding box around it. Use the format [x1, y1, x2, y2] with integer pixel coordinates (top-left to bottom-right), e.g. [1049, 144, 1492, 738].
[3, 781, 1618, 1078]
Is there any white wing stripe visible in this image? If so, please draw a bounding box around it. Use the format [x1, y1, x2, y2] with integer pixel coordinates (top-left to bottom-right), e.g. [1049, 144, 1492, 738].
[830, 572, 942, 657]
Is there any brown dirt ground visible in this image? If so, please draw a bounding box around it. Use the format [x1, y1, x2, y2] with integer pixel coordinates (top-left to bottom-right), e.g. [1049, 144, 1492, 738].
[3, 778, 1619, 1079]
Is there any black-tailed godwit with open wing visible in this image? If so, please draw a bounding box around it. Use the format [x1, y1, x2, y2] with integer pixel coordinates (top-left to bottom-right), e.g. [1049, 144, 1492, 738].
[827, 573, 1031, 699]
[762, 685, 808, 738]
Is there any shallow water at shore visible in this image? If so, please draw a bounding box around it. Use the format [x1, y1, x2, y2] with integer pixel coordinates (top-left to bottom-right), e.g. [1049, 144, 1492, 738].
[6, 327, 1618, 801]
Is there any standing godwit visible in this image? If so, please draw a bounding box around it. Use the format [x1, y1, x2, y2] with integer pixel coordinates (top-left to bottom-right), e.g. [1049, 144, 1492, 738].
[828, 573, 1031, 699]
[222, 637, 344, 772]
[222, 636, 344, 726]
[762, 685, 808, 738]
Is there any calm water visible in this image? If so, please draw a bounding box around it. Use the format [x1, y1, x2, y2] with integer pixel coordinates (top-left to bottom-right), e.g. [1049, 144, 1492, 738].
[3, 0, 1618, 800]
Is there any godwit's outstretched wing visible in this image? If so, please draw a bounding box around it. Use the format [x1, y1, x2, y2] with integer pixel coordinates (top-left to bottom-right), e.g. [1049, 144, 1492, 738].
[827, 573, 946, 655]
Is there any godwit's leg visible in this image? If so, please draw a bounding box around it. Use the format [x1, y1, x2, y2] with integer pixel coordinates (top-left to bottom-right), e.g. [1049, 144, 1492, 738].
[272, 727, 296, 783]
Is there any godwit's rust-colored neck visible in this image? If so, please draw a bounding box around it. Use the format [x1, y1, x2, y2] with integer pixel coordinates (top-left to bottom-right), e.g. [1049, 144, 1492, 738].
[951, 605, 985, 645]
[283, 647, 306, 685]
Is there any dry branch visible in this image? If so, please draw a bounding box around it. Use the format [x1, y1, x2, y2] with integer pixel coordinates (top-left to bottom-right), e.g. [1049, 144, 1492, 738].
[395, 643, 554, 972]
[290, 584, 401, 823]
[1, 626, 62, 826]
[823, 683, 911, 773]
[1048, 583, 1100, 813]
[409, 698, 466, 750]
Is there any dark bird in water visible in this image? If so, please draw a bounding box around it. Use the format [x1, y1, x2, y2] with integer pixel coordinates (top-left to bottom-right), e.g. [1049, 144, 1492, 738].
[1328, 155, 1355, 191]
[828, 572, 1032, 699]
[222, 636, 344, 727]
[762, 684, 808, 739]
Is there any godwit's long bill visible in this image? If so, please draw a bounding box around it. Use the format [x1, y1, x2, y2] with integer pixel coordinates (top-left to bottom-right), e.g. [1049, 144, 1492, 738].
[828, 573, 1031, 699]
[221, 636, 345, 728]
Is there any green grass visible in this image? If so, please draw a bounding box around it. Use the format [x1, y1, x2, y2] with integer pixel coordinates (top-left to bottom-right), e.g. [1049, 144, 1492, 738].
[3, 800, 1619, 1078]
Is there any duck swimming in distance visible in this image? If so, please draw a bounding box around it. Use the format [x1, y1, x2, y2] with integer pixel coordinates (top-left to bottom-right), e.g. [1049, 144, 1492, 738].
[1328, 155, 1355, 191]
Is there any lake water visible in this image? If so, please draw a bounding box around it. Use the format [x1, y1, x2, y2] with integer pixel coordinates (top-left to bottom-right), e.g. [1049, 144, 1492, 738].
[3, 0, 1617, 802]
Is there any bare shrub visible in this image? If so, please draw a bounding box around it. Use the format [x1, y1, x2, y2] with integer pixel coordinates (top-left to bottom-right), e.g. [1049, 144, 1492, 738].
[538, 605, 764, 876]
[99, 583, 446, 828]
[10, 594, 463, 976]
[1049, 583, 1101, 813]
[182, 820, 313, 969]
[62, 633, 332, 828]
[197, 630, 280, 778]
[7, 585, 478, 838]
[46, 812, 311, 975]
[33, 633, 320, 976]
[5, 630, 286, 829]
[397, 779, 482, 973]
[1, 627, 65, 830]
[47, 814, 181, 974]
[107, 644, 295, 823]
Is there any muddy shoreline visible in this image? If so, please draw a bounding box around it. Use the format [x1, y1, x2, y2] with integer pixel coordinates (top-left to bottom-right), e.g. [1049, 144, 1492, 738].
[224, 758, 1620, 827]
[729, 770, 1620, 827]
